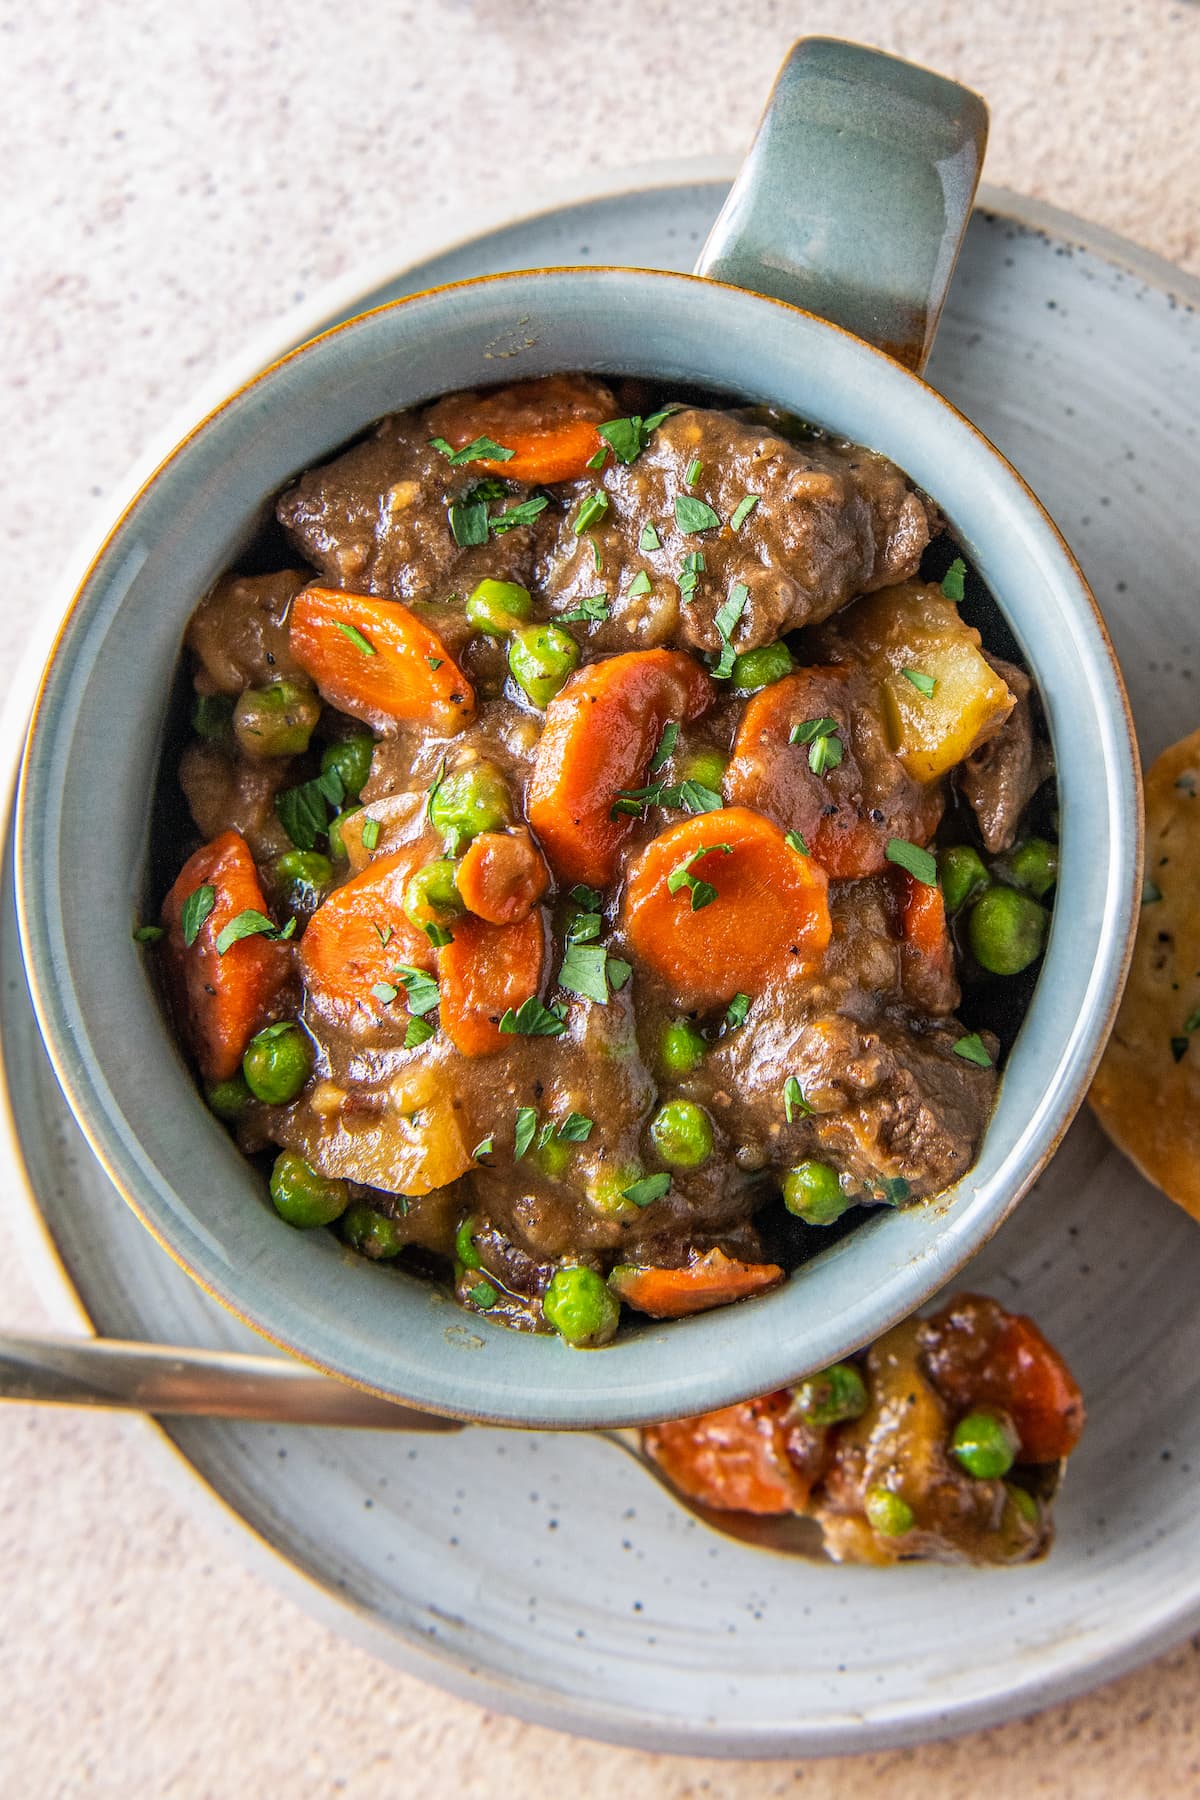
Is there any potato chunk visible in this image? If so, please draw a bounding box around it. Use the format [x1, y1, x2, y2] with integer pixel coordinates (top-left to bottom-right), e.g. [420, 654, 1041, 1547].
[837, 581, 1016, 782]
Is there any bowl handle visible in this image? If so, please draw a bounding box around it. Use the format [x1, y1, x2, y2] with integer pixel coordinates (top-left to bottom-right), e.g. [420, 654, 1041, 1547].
[695, 38, 988, 373]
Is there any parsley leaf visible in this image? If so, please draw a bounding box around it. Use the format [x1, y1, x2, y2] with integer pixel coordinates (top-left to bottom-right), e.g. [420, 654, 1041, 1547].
[394, 964, 440, 1016]
[360, 818, 380, 852]
[371, 981, 399, 1005]
[276, 765, 345, 851]
[215, 909, 280, 956]
[711, 581, 750, 680]
[491, 495, 549, 534]
[667, 841, 733, 911]
[877, 1175, 912, 1206]
[885, 838, 938, 886]
[132, 923, 164, 944]
[404, 1016, 436, 1049]
[902, 668, 937, 698]
[785, 830, 809, 856]
[471, 1135, 495, 1160]
[558, 593, 610, 624]
[789, 716, 840, 744]
[422, 922, 454, 948]
[558, 941, 610, 1004]
[730, 494, 760, 531]
[953, 1033, 993, 1067]
[607, 956, 632, 990]
[499, 996, 568, 1037]
[807, 732, 843, 776]
[448, 495, 490, 546]
[726, 992, 750, 1027]
[622, 1173, 671, 1207]
[334, 621, 377, 656]
[181, 884, 216, 948]
[941, 557, 966, 601]
[573, 491, 609, 535]
[627, 569, 652, 599]
[514, 1106, 539, 1158]
[648, 721, 679, 774]
[639, 521, 662, 553]
[685, 457, 703, 488]
[468, 1281, 497, 1309]
[585, 446, 607, 471]
[597, 407, 679, 465]
[567, 910, 602, 944]
[429, 434, 514, 466]
[570, 884, 603, 910]
[674, 494, 721, 534]
[557, 1112, 594, 1142]
[783, 1075, 812, 1123]
[678, 549, 705, 603]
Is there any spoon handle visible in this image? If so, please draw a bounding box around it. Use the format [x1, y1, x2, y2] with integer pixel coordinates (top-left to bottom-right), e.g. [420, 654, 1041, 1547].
[0, 1333, 462, 1431]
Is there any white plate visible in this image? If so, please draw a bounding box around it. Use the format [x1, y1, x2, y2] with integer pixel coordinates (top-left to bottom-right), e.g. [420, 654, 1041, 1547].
[4, 165, 1200, 1758]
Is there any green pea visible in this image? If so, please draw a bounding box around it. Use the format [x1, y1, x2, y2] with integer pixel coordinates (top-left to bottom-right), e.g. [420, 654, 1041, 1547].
[1001, 836, 1059, 900]
[967, 884, 1049, 975]
[204, 1071, 252, 1123]
[951, 1409, 1020, 1480]
[536, 1134, 573, 1181]
[273, 849, 333, 911]
[864, 1484, 915, 1537]
[938, 844, 990, 913]
[242, 1022, 314, 1105]
[403, 858, 464, 929]
[343, 1201, 406, 1259]
[782, 1161, 849, 1226]
[586, 1164, 641, 1218]
[269, 1150, 348, 1228]
[454, 1214, 483, 1270]
[679, 748, 727, 793]
[649, 1099, 714, 1169]
[730, 640, 794, 692]
[428, 762, 511, 853]
[233, 680, 321, 759]
[1006, 1482, 1041, 1526]
[320, 732, 375, 802]
[466, 578, 534, 638]
[660, 1018, 706, 1076]
[192, 691, 234, 742]
[327, 806, 362, 862]
[543, 1265, 620, 1347]
[792, 1362, 869, 1426]
[508, 623, 580, 708]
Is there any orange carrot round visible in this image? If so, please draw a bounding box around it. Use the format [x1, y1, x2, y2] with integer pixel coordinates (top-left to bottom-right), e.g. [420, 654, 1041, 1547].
[898, 869, 955, 1001]
[438, 912, 546, 1057]
[642, 1391, 810, 1514]
[610, 1248, 785, 1318]
[289, 587, 474, 735]
[455, 829, 549, 925]
[622, 807, 830, 1008]
[527, 649, 715, 889]
[161, 830, 290, 1081]
[300, 844, 434, 1025]
[426, 374, 609, 484]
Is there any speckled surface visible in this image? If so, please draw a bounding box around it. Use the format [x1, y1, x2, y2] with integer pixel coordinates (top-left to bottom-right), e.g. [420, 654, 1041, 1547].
[3, 1, 1200, 1793]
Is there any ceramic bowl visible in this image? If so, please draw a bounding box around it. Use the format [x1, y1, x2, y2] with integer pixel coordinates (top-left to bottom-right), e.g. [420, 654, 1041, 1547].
[12, 45, 1140, 1426]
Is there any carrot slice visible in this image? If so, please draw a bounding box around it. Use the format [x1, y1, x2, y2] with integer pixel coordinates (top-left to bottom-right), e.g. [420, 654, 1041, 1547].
[161, 830, 290, 1081]
[622, 807, 830, 1009]
[289, 587, 474, 735]
[924, 1294, 1085, 1463]
[898, 869, 956, 1005]
[425, 374, 609, 484]
[300, 845, 434, 1026]
[527, 649, 715, 889]
[456, 829, 549, 925]
[610, 1248, 785, 1318]
[642, 1392, 811, 1515]
[726, 666, 944, 878]
[438, 913, 546, 1057]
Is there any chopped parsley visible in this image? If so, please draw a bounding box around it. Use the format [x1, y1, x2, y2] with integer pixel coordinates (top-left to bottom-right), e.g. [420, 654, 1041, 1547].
[711, 581, 750, 679]
[558, 941, 610, 1004]
[596, 407, 679, 465]
[471, 1135, 495, 1160]
[627, 569, 652, 599]
[276, 765, 345, 851]
[674, 493, 721, 534]
[448, 494, 490, 546]
[941, 557, 966, 601]
[570, 883, 603, 911]
[468, 1281, 498, 1309]
[429, 434, 514, 466]
[790, 715, 844, 775]
[585, 445, 607, 471]
[648, 721, 679, 774]
[394, 964, 440, 1016]
[557, 1112, 594, 1142]
[371, 981, 398, 1005]
[566, 911, 602, 944]
[427, 655, 443, 671]
[639, 521, 662, 553]
[557, 593, 610, 624]
[607, 956, 632, 990]
[404, 1016, 436, 1049]
[360, 818, 380, 852]
[514, 1107, 539, 1159]
[132, 924, 164, 944]
[334, 621, 377, 656]
[590, 538, 603, 574]
[902, 668, 937, 698]
[953, 1033, 993, 1067]
[885, 837, 938, 886]
[181, 884, 216, 948]
[449, 483, 546, 544]
[726, 992, 750, 1028]
[422, 922, 454, 948]
[783, 1075, 812, 1123]
[573, 491, 610, 535]
[215, 909, 289, 956]
[499, 996, 568, 1037]
[611, 777, 722, 819]
[678, 549, 705, 602]
[491, 495, 549, 534]
[877, 1175, 912, 1206]
[622, 1172, 671, 1207]
[667, 841, 732, 911]
[785, 830, 809, 856]
[730, 493, 760, 531]
[685, 456, 703, 488]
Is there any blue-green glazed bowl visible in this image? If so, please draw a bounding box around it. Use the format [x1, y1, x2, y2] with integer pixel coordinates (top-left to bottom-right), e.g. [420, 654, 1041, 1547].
[13, 263, 1140, 1426]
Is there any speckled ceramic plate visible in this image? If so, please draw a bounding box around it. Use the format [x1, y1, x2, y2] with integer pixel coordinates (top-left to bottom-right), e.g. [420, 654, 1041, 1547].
[4, 165, 1200, 1758]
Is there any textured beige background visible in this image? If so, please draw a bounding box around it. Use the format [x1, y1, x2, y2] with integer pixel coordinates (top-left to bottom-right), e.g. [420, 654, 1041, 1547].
[3, 1, 1199, 1794]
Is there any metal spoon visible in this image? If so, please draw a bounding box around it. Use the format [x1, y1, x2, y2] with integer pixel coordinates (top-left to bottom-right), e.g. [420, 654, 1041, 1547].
[0, 1331, 823, 1555]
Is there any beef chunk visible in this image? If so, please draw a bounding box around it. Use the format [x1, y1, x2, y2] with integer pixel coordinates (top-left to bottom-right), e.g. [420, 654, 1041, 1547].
[186, 569, 309, 694]
[957, 655, 1051, 852]
[534, 407, 936, 654]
